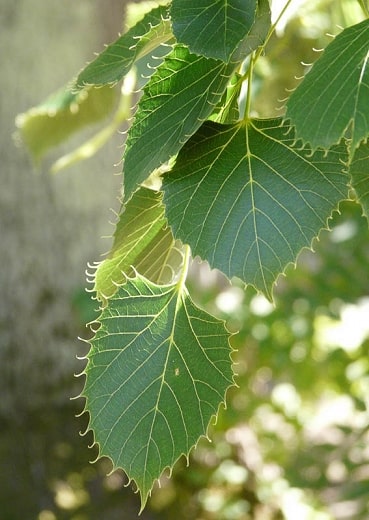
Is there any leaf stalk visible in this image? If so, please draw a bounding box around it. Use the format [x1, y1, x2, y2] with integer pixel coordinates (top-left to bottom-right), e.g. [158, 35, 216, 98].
[176, 244, 191, 294]
[242, 54, 255, 122]
[241, 0, 295, 120]
[250, 0, 295, 70]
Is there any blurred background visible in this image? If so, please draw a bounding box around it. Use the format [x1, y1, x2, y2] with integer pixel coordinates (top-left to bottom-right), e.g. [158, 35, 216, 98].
[1, 0, 369, 519]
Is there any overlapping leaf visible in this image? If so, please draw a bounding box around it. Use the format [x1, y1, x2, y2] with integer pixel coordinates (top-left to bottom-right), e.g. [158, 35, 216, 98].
[123, 44, 235, 200]
[76, 4, 172, 87]
[162, 119, 349, 299]
[349, 140, 369, 221]
[231, 0, 270, 62]
[286, 19, 369, 153]
[209, 73, 242, 124]
[83, 274, 233, 509]
[171, 0, 257, 62]
[94, 187, 183, 301]
[15, 85, 117, 162]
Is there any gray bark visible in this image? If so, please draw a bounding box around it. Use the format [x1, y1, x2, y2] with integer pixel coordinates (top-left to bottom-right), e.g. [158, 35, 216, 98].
[0, 0, 126, 418]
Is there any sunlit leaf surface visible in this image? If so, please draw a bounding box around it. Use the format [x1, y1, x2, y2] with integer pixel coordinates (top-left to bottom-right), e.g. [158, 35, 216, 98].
[94, 187, 183, 301]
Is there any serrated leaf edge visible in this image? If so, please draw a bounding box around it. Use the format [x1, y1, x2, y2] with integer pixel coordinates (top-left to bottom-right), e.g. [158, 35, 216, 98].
[74, 5, 172, 90]
[76, 271, 236, 511]
[163, 120, 351, 301]
[284, 23, 369, 155]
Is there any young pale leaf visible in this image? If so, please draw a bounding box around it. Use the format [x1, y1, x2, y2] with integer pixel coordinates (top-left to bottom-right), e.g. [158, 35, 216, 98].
[349, 140, 369, 221]
[123, 44, 235, 200]
[83, 274, 233, 509]
[171, 0, 257, 62]
[162, 119, 349, 299]
[76, 4, 172, 87]
[94, 187, 183, 301]
[286, 19, 369, 153]
[15, 86, 117, 163]
[51, 73, 135, 173]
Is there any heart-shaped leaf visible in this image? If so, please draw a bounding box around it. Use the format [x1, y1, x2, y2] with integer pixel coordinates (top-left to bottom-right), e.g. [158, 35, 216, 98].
[162, 119, 349, 299]
[82, 274, 233, 509]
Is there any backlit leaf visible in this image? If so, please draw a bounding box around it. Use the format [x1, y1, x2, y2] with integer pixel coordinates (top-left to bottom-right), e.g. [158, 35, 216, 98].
[286, 19, 369, 153]
[94, 187, 183, 301]
[171, 0, 257, 62]
[82, 274, 233, 509]
[51, 72, 135, 172]
[123, 44, 235, 200]
[162, 119, 349, 299]
[15, 85, 117, 163]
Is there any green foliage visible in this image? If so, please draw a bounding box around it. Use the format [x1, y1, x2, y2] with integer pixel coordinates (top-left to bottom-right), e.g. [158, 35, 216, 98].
[162, 118, 348, 298]
[84, 272, 233, 510]
[76, 4, 172, 88]
[170, 0, 258, 62]
[123, 45, 236, 199]
[94, 187, 179, 301]
[286, 18, 369, 154]
[18, 0, 369, 513]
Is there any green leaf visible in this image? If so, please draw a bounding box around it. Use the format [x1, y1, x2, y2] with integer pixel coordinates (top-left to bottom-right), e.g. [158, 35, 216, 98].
[123, 44, 235, 200]
[204, 0, 271, 122]
[82, 274, 233, 509]
[94, 187, 183, 301]
[15, 85, 117, 163]
[209, 73, 242, 124]
[171, 0, 257, 62]
[286, 19, 369, 153]
[349, 140, 369, 221]
[76, 4, 172, 87]
[231, 0, 271, 63]
[162, 119, 349, 299]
